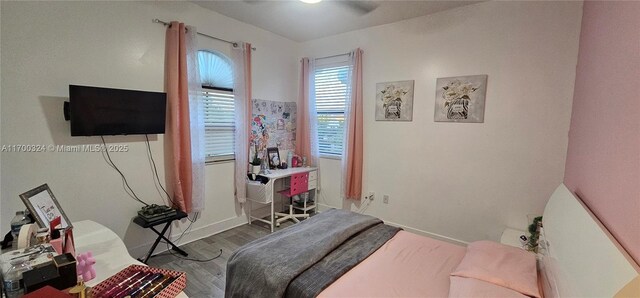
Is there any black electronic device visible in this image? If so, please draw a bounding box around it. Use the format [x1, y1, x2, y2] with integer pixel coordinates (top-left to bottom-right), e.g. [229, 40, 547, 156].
[23, 262, 59, 293]
[53, 253, 77, 289]
[22, 253, 76, 293]
[66, 85, 167, 136]
[138, 204, 177, 222]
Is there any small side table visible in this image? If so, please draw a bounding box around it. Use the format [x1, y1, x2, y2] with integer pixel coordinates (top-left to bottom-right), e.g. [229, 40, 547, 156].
[133, 210, 189, 264]
[500, 227, 527, 248]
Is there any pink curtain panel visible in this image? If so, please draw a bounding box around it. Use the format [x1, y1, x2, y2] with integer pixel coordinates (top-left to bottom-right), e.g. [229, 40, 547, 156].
[296, 58, 314, 165]
[165, 21, 193, 212]
[344, 49, 364, 200]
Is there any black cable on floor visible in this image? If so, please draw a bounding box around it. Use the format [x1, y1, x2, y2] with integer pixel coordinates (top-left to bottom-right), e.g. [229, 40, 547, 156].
[167, 246, 223, 263]
[161, 231, 224, 263]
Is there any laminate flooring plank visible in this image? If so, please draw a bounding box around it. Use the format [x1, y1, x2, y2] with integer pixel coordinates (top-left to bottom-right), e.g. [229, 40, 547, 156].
[147, 217, 308, 297]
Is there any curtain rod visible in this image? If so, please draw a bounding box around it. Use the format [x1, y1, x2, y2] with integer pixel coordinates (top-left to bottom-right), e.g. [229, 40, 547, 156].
[300, 52, 350, 62]
[315, 52, 350, 60]
[153, 19, 256, 51]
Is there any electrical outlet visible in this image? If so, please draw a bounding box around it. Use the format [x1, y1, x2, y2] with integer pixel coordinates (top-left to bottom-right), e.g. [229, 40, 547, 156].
[383, 195, 389, 204]
[366, 192, 375, 201]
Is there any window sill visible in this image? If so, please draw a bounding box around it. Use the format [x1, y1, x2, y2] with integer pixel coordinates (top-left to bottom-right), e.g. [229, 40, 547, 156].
[319, 154, 342, 161]
[206, 158, 235, 165]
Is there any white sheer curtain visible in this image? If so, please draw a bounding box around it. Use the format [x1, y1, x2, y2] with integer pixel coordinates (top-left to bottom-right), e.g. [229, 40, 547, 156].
[232, 42, 252, 203]
[296, 58, 321, 190]
[307, 59, 321, 190]
[186, 26, 205, 212]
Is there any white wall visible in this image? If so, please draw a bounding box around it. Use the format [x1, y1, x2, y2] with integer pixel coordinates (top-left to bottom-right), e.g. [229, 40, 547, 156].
[1, 1, 584, 252]
[0, 1, 298, 256]
[304, 1, 583, 242]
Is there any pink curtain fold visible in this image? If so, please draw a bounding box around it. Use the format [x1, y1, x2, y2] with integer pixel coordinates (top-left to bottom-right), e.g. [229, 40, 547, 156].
[343, 48, 364, 200]
[165, 21, 192, 212]
[296, 58, 313, 164]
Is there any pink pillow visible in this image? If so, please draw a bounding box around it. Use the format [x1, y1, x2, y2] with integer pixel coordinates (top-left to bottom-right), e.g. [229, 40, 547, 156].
[451, 240, 540, 298]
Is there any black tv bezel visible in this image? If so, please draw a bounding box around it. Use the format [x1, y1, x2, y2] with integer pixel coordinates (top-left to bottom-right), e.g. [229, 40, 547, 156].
[68, 85, 167, 137]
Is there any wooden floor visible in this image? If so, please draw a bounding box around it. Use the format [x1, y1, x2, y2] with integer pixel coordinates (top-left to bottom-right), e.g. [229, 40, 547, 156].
[147, 220, 295, 297]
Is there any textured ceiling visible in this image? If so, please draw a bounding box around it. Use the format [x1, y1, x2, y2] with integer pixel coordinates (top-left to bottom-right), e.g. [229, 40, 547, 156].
[192, 1, 483, 42]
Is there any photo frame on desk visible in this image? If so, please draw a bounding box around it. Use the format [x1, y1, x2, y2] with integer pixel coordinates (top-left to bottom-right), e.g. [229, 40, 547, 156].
[20, 183, 72, 229]
[266, 147, 280, 169]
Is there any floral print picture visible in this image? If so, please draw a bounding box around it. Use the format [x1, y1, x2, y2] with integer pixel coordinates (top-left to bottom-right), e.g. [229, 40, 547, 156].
[434, 75, 487, 123]
[376, 80, 415, 121]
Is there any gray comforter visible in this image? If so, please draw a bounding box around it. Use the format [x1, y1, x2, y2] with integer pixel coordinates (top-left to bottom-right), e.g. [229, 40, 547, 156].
[225, 209, 401, 298]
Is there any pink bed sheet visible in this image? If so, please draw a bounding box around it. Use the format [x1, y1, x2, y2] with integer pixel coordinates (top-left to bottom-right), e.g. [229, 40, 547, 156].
[318, 231, 466, 297]
[448, 276, 529, 298]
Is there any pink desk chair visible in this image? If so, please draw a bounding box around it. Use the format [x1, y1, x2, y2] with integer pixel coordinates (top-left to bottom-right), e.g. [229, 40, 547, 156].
[275, 172, 310, 226]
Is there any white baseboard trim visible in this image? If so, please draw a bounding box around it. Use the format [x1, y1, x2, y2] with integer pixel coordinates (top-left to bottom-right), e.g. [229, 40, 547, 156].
[383, 220, 468, 246]
[126, 207, 468, 259]
[316, 203, 335, 212]
[127, 215, 248, 259]
[314, 203, 467, 246]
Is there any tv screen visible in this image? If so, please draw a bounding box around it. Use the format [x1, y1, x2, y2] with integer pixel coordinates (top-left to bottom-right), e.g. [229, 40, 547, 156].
[69, 85, 167, 136]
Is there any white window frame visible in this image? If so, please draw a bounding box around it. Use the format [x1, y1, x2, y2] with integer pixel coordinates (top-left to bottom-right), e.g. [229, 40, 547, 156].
[203, 86, 235, 163]
[198, 50, 235, 163]
[314, 57, 351, 159]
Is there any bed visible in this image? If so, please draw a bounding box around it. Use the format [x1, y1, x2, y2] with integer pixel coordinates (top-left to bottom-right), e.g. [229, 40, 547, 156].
[225, 184, 640, 298]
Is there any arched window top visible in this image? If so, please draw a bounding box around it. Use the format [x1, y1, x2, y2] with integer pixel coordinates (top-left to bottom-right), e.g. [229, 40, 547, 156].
[198, 50, 233, 89]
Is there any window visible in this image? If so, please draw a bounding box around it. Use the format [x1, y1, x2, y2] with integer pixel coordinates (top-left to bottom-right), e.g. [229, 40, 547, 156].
[198, 50, 235, 162]
[315, 62, 350, 157]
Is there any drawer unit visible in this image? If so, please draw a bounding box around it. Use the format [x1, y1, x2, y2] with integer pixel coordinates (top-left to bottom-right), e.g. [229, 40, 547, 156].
[279, 172, 309, 197]
[307, 179, 317, 191]
[308, 170, 317, 181]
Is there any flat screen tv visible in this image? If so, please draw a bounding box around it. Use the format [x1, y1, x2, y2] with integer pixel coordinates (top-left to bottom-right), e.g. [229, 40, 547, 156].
[68, 85, 167, 136]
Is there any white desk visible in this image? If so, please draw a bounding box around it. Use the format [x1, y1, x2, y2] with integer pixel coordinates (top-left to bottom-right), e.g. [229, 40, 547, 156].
[74, 220, 188, 297]
[246, 167, 318, 232]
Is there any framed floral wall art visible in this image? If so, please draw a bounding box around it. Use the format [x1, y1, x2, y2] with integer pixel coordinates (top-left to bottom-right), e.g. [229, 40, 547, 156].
[434, 75, 487, 123]
[375, 80, 415, 121]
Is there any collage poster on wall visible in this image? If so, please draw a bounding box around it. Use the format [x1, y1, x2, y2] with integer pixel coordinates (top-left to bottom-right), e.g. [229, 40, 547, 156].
[250, 99, 296, 158]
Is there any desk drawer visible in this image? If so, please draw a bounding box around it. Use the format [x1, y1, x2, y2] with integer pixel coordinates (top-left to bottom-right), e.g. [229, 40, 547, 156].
[307, 179, 317, 191]
[308, 170, 317, 181]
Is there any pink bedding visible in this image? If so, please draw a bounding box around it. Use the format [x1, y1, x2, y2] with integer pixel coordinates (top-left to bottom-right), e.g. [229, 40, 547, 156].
[448, 276, 529, 298]
[318, 231, 466, 297]
[450, 240, 540, 297]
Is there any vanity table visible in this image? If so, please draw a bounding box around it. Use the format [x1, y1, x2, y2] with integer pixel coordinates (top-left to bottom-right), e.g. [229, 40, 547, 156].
[73, 220, 188, 297]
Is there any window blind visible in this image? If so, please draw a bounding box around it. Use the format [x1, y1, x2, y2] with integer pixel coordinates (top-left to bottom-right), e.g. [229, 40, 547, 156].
[203, 89, 235, 160]
[315, 65, 350, 157]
